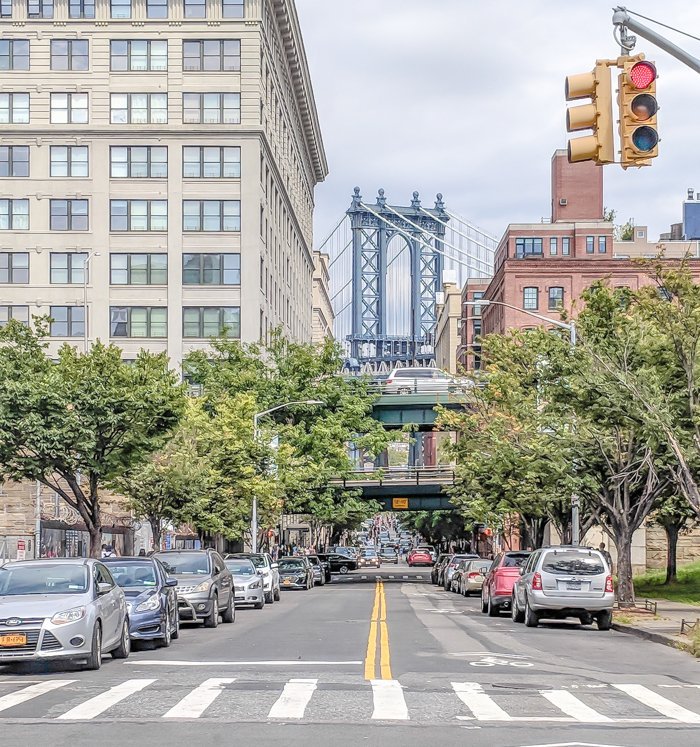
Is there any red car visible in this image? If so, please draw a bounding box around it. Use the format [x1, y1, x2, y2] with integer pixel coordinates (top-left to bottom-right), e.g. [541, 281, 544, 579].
[481, 551, 531, 616]
[407, 548, 433, 567]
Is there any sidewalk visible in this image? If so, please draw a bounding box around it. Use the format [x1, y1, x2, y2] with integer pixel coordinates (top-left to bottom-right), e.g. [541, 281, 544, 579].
[613, 598, 700, 654]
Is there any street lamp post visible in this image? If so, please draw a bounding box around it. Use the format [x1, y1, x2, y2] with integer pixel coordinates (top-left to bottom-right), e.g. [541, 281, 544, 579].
[463, 298, 579, 545]
[82, 251, 100, 353]
[251, 399, 324, 553]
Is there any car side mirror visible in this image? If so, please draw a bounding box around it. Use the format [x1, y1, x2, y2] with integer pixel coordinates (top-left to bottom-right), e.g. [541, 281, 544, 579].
[519, 567, 525, 575]
[165, 577, 178, 587]
[97, 582, 113, 595]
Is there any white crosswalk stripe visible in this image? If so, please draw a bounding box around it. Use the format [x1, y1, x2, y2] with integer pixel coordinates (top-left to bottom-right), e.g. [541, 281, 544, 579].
[451, 681, 511, 721]
[267, 678, 317, 719]
[163, 678, 234, 719]
[0, 680, 75, 713]
[613, 684, 700, 723]
[540, 689, 612, 723]
[57, 679, 156, 720]
[371, 679, 408, 720]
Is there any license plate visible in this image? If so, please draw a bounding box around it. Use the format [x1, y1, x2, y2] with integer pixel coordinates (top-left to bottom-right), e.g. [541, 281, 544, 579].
[283, 579, 292, 585]
[566, 582, 581, 590]
[0, 633, 27, 647]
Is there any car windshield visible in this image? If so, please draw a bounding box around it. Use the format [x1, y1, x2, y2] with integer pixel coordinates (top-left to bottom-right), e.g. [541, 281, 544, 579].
[503, 553, 530, 568]
[279, 560, 304, 571]
[230, 554, 265, 569]
[106, 562, 157, 588]
[541, 552, 605, 576]
[307, 557, 320, 566]
[468, 561, 491, 574]
[363, 550, 377, 557]
[155, 552, 210, 575]
[225, 560, 256, 575]
[0, 564, 88, 595]
[381, 549, 397, 555]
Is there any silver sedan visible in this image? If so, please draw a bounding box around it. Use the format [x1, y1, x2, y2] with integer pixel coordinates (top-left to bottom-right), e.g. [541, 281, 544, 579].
[0, 558, 130, 670]
[224, 558, 265, 609]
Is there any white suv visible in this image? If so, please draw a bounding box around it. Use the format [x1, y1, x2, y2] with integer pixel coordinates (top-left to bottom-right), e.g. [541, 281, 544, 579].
[384, 366, 467, 395]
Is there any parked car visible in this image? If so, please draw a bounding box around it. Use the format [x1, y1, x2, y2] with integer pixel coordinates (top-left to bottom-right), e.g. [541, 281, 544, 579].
[225, 553, 280, 604]
[154, 549, 234, 628]
[384, 366, 463, 394]
[431, 554, 451, 584]
[379, 547, 399, 565]
[358, 549, 381, 569]
[457, 559, 492, 596]
[417, 545, 437, 562]
[223, 557, 265, 609]
[442, 554, 480, 590]
[407, 548, 433, 567]
[277, 557, 315, 590]
[481, 551, 531, 616]
[0, 558, 130, 670]
[103, 556, 179, 647]
[306, 555, 326, 586]
[511, 546, 614, 630]
[317, 552, 357, 574]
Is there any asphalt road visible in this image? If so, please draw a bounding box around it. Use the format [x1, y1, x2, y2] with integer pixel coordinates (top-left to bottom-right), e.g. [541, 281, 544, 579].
[1, 561, 699, 747]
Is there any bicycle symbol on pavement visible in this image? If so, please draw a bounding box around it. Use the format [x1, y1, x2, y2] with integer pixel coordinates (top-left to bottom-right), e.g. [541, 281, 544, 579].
[468, 654, 534, 668]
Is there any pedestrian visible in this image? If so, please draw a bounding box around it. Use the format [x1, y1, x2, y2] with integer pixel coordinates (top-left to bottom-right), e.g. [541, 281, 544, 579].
[598, 542, 613, 571]
[100, 544, 109, 558]
[138, 548, 147, 557]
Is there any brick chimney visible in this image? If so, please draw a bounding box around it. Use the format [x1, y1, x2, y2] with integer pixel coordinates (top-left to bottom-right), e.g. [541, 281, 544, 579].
[551, 148, 603, 222]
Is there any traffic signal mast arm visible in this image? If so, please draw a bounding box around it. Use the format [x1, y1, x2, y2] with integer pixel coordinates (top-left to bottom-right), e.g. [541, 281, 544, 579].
[613, 7, 700, 75]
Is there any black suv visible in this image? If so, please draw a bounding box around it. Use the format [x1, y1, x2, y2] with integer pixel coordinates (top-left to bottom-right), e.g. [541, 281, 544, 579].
[317, 552, 357, 575]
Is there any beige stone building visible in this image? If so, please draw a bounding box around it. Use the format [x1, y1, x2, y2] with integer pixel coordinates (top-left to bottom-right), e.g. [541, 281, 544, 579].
[311, 249, 332, 343]
[433, 274, 463, 374]
[0, 0, 328, 555]
[613, 225, 700, 259]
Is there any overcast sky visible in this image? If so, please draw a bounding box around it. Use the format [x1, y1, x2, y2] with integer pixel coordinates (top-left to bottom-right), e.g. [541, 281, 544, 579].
[296, 0, 700, 246]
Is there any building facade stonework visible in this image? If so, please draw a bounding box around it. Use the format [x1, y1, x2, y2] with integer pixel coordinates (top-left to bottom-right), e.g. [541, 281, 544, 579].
[311, 250, 333, 343]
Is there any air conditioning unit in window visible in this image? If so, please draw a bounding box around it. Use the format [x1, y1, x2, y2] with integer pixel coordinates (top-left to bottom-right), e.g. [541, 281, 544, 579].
[559, 198, 568, 206]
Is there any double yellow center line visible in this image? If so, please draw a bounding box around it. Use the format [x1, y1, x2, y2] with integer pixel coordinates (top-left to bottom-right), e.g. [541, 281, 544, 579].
[364, 579, 392, 680]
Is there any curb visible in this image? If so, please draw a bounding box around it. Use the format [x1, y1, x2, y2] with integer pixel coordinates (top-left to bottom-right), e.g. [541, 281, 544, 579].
[612, 621, 691, 652]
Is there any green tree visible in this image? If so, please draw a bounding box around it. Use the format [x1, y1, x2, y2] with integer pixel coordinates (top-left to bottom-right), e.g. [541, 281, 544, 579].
[0, 321, 185, 557]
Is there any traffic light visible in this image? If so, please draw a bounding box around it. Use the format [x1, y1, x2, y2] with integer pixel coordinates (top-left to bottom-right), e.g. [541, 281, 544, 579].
[617, 55, 658, 168]
[565, 62, 614, 165]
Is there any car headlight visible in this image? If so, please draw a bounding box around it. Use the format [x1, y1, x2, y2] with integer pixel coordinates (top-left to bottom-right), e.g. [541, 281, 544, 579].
[51, 606, 87, 625]
[135, 595, 161, 613]
[193, 579, 213, 593]
[248, 580, 261, 589]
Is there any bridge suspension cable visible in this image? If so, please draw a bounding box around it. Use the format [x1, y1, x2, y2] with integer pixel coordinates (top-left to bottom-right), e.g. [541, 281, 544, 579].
[417, 206, 497, 255]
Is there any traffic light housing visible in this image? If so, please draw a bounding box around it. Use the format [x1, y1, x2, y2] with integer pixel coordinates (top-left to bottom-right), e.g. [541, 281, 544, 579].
[617, 55, 658, 168]
[565, 62, 614, 165]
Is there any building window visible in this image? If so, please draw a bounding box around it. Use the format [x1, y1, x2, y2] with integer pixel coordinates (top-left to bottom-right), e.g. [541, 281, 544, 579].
[110, 307, 167, 338]
[50, 146, 88, 177]
[0, 146, 29, 177]
[0, 93, 30, 124]
[0, 0, 12, 17]
[51, 40, 88, 71]
[182, 146, 240, 178]
[50, 93, 88, 124]
[221, 0, 243, 17]
[0, 40, 29, 70]
[110, 200, 167, 231]
[182, 40, 240, 71]
[110, 253, 167, 285]
[27, 0, 53, 18]
[110, 146, 167, 178]
[182, 200, 240, 231]
[586, 236, 595, 254]
[549, 237, 557, 255]
[69, 0, 95, 18]
[146, 0, 167, 17]
[598, 236, 607, 253]
[472, 319, 482, 338]
[110, 40, 167, 72]
[110, 0, 130, 18]
[182, 93, 240, 124]
[50, 306, 83, 337]
[0, 306, 29, 327]
[0, 200, 28, 230]
[183, 0, 205, 18]
[561, 237, 570, 255]
[0, 252, 29, 283]
[50, 199, 88, 231]
[50, 252, 87, 284]
[110, 93, 167, 124]
[523, 286, 538, 310]
[515, 237, 543, 258]
[471, 291, 484, 317]
[183, 307, 240, 338]
[548, 286, 564, 310]
[182, 253, 240, 285]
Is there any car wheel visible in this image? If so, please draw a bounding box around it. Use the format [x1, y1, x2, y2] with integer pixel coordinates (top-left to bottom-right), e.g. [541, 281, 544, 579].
[84, 623, 102, 671]
[579, 613, 593, 626]
[481, 594, 488, 613]
[597, 610, 613, 631]
[221, 597, 235, 624]
[158, 616, 172, 648]
[171, 610, 180, 640]
[265, 589, 274, 604]
[111, 618, 131, 659]
[339, 565, 349, 574]
[274, 585, 281, 601]
[254, 598, 265, 610]
[512, 595, 525, 623]
[524, 598, 539, 628]
[204, 596, 219, 628]
[487, 596, 499, 617]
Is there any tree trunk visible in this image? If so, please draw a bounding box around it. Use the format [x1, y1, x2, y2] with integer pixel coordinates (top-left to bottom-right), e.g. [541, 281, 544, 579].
[615, 533, 635, 607]
[664, 523, 679, 585]
[88, 524, 102, 559]
[149, 516, 163, 552]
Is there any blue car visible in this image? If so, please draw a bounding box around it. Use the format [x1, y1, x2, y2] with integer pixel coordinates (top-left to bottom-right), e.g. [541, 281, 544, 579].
[103, 556, 179, 647]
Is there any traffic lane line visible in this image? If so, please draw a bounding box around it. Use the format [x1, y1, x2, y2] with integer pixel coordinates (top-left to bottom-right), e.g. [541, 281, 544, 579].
[378, 581, 392, 680]
[363, 580, 381, 680]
